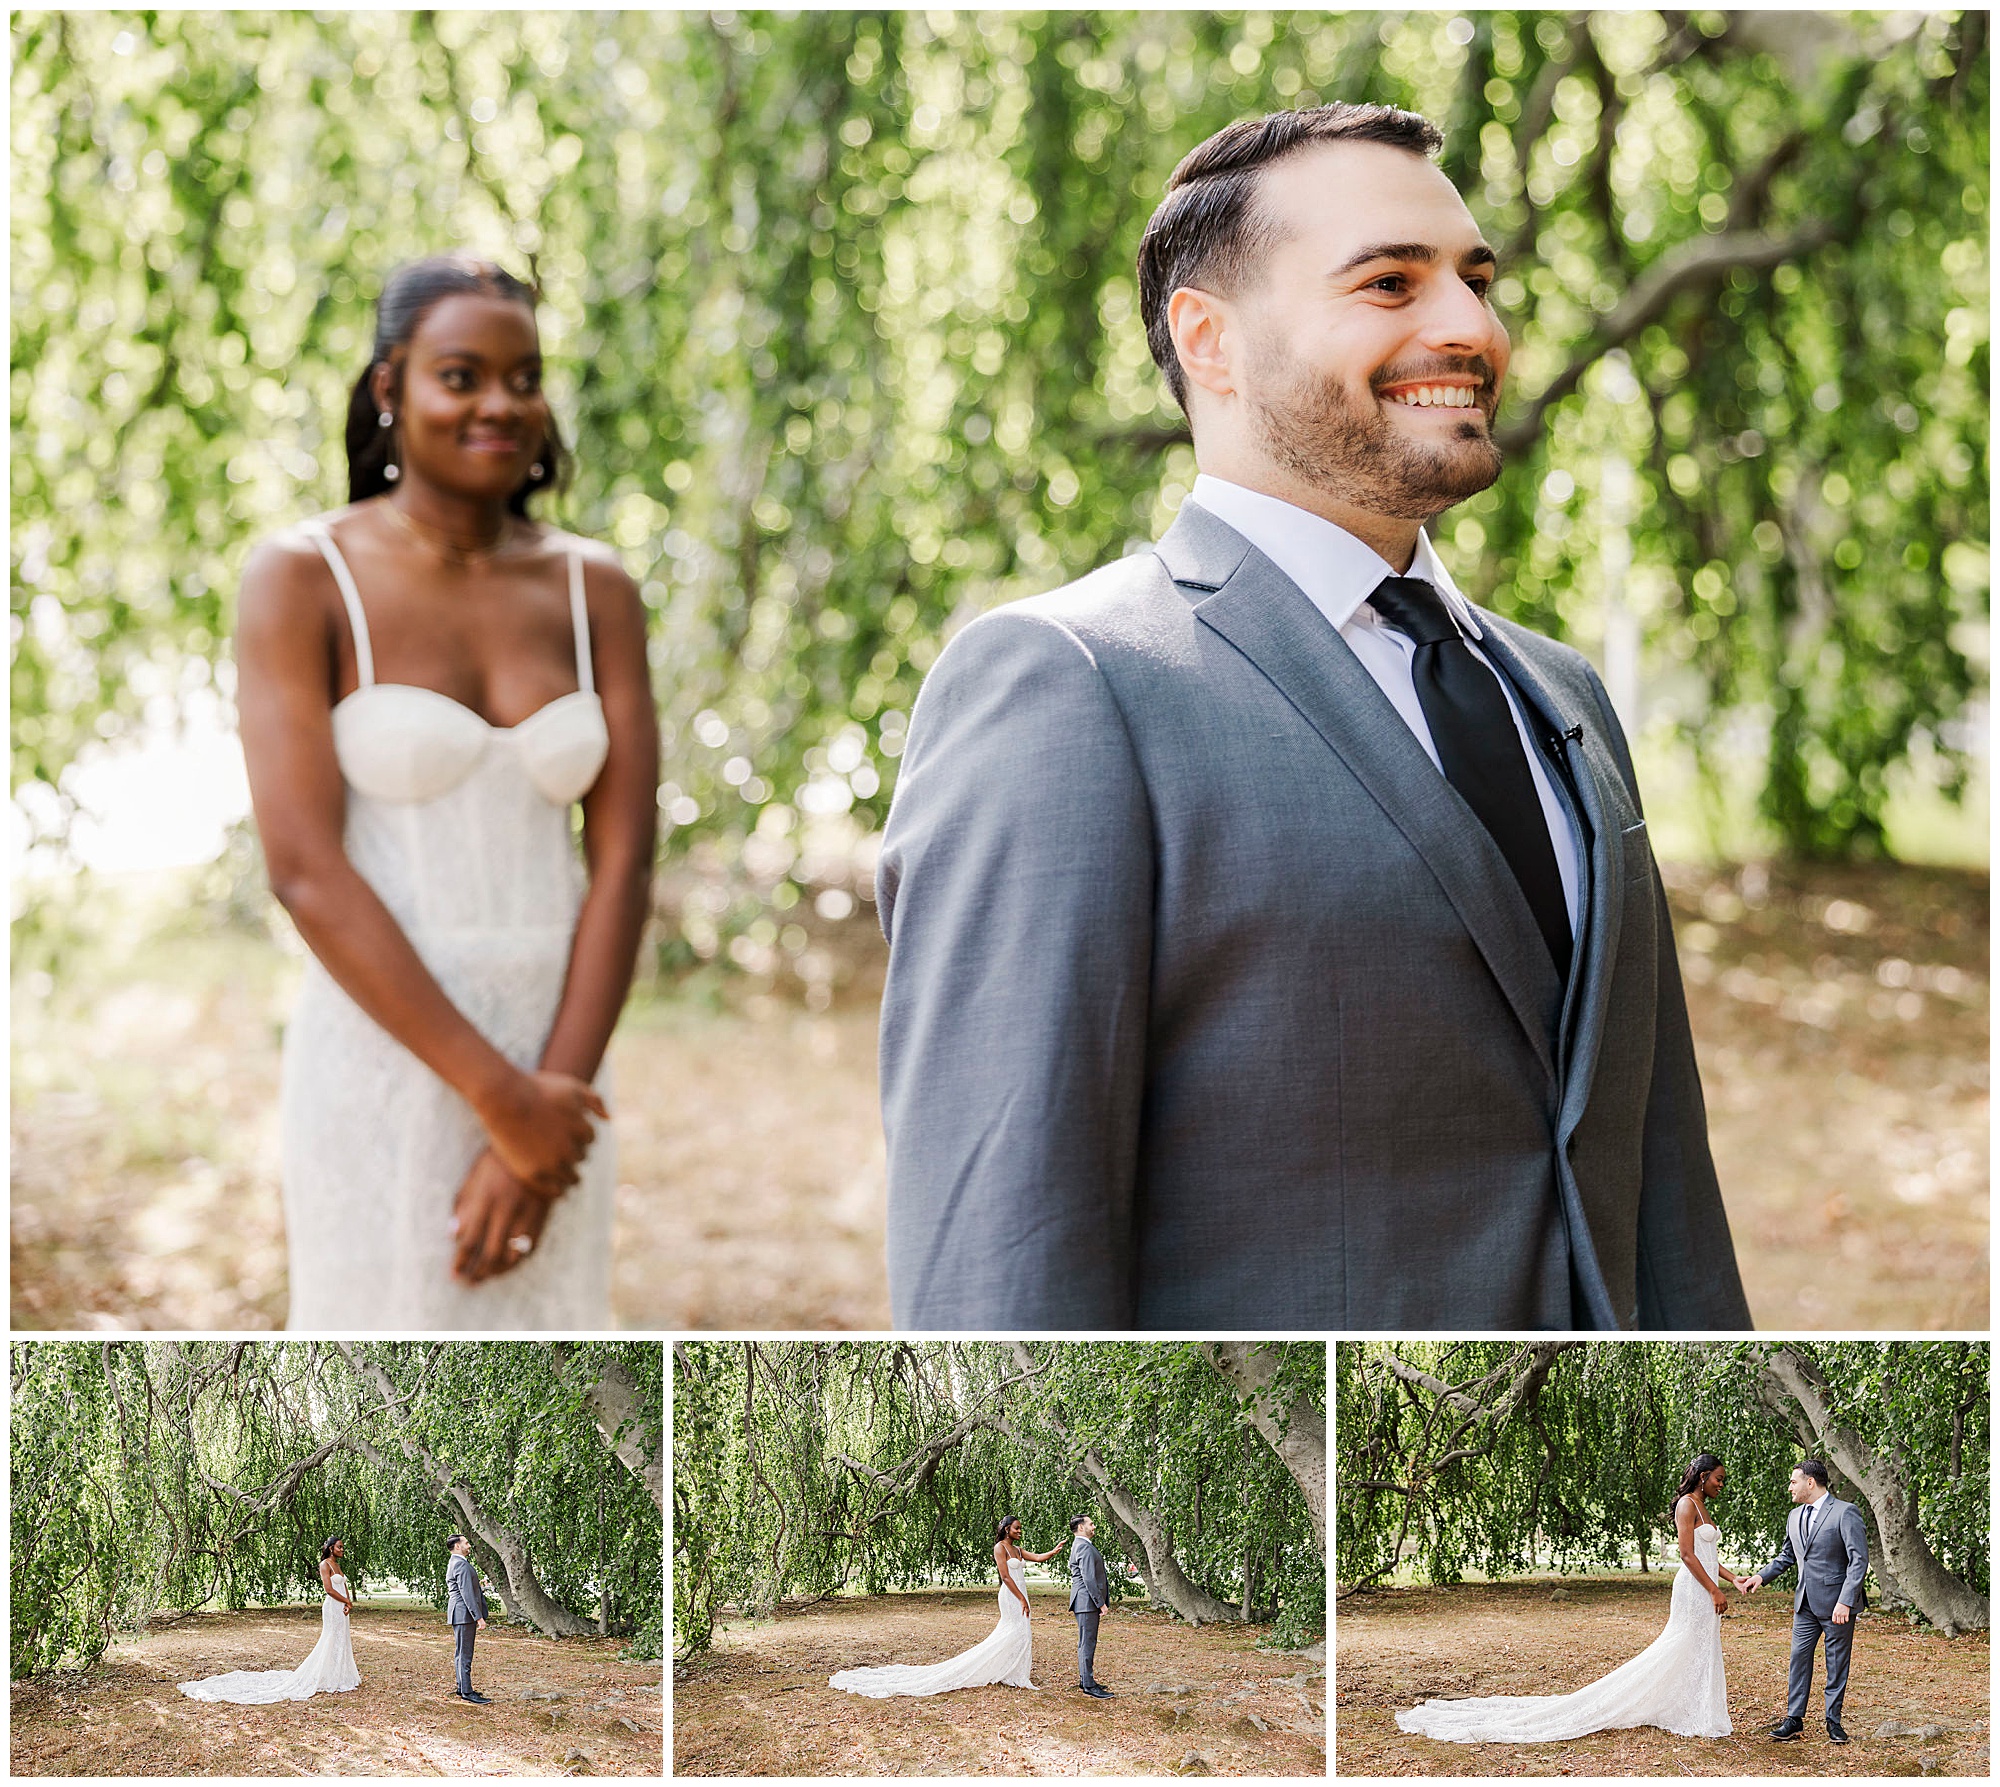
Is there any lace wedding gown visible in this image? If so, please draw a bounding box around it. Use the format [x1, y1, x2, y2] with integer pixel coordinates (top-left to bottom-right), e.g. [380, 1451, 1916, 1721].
[829, 1558, 1040, 1697]
[1398, 1525, 1731, 1742]
[178, 1572, 362, 1703]
[280, 520, 615, 1331]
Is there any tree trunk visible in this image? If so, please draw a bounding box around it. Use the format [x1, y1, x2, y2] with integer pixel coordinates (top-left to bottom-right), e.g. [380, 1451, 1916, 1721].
[1088, 1460, 1241, 1625]
[1202, 1343, 1326, 1555]
[1008, 1342, 1241, 1625]
[337, 1345, 597, 1639]
[560, 1345, 663, 1512]
[1751, 1344, 1988, 1634]
[597, 1472, 610, 1637]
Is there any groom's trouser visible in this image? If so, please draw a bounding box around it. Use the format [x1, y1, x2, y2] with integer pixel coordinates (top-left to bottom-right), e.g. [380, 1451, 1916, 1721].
[1786, 1603, 1854, 1724]
[1074, 1608, 1100, 1688]
[454, 1619, 477, 1696]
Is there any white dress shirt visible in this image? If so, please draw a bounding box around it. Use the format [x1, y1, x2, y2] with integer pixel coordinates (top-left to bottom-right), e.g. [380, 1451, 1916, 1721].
[1190, 473, 1582, 936]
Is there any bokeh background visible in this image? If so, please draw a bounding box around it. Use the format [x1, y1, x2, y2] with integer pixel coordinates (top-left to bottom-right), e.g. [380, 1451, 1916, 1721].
[11, 10, 1988, 1329]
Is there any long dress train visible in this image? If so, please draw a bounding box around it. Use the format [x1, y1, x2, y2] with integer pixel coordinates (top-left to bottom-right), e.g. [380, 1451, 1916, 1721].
[829, 1558, 1040, 1697]
[177, 1572, 362, 1703]
[1397, 1525, 1731, 1741]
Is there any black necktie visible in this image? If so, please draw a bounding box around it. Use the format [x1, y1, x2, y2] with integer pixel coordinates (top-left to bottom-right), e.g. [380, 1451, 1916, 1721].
[1367, 575, 1572, 981]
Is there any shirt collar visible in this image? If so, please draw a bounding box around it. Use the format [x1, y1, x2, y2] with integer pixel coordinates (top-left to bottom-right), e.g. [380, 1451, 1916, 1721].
[1188, 473, 1481, 639]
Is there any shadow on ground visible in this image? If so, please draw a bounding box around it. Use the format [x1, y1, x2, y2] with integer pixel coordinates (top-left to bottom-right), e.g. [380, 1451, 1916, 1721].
[9, 1607, 663, 1777]
[673, 1585, 1325, 1777]
[10, 859, 1985, 1330]
[1335, 1576, 1988, 1777]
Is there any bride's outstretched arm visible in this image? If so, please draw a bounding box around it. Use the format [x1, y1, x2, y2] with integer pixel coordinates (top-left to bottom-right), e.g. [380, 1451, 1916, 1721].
[1021, 1542, 1068, 1563]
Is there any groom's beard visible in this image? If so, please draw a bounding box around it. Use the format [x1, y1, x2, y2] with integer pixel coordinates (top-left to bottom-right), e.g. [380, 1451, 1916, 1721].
[1247, 342, 1504, 521]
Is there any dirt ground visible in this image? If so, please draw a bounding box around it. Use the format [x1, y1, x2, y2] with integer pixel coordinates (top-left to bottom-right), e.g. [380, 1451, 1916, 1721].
[1335, 1576, 1989, 1777]
[10, 858, 1985, 1331]
[9, 1606, 663, 1777]
[673, 1585, 1325, 1777]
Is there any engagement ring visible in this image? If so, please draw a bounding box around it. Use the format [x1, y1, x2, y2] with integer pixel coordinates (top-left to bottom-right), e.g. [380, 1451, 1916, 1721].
[510, 1235, 534, 1254]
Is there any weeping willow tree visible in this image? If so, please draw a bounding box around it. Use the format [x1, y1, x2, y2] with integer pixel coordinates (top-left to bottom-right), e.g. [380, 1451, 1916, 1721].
[672, 1340, 1324, 1659]
[1335, 1340, 1988, 1635]
[9, 1339, 664, 1679]
[10, 12, 1986, 973]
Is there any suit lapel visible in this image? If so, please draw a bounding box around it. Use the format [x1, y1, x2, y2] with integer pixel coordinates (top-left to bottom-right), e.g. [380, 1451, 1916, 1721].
[1162, 504, 1561, 1084]
[1803, 1498, 1832, 1560]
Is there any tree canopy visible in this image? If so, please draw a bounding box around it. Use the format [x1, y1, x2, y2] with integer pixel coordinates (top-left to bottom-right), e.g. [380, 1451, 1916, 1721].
[672, 1340, 1324, 1658]
[9, 1339, 663, 1678]
[1335, 1340, 1988, 1634]
[11, 11, 1986, 959]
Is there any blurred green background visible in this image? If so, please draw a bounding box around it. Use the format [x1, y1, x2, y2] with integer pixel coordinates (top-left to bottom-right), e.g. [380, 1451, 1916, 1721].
[9, 10, 1988, 1331]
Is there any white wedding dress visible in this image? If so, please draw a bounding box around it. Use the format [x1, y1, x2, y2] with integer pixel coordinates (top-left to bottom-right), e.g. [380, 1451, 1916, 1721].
[829, 1557, 1040, 1697]
[1398, 1525, 1731, 1742]
[280, 519, 615, 1331]
[178, 1572, 362, 1702]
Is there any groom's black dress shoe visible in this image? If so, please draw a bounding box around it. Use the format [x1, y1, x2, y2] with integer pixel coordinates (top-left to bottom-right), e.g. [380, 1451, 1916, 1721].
[1770, 1718, 1805, 1741]
[1083, 1684, 1113, 1699]
[1826, 1720, 1849, 1745]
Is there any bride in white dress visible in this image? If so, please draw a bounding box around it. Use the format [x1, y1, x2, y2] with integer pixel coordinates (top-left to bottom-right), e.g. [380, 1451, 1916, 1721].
[179, 1538, 361, 1703]
[1399, 1454, 1747, 1742]
[237, 255, 658, 1330]
[830, 1517, 1070, 1698]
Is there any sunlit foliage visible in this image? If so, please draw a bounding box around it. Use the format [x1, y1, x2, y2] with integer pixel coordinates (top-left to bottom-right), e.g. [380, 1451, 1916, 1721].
[673, 1340, 1324, 1656]
[1336, 1340, 1988, 1612]
[11, 12, 1986, 961]
[9, 1340, 663, 1677]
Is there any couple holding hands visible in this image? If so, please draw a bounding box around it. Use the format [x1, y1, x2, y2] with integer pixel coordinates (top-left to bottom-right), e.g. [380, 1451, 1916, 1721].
[1400, 1459, 1869, 1748]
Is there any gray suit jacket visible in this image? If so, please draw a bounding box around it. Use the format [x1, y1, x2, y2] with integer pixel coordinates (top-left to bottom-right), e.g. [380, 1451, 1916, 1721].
[446, 1552, 488, 1626]
[1069, 1537, 1110, 1612]
[877, 501, 1750, 1330]
[1760, 1495, 1869, 1616]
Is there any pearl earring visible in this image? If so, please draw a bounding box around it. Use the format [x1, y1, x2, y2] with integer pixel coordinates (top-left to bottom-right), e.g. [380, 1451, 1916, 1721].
[377, 411, 392, 429]
[530, 461, 545, 478]
[383, 461, 400, 482]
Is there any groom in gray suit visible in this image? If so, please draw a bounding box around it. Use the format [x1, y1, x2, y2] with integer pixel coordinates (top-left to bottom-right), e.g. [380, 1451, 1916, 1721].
[446, 1535, 492, 1705]
[1068, 1516, 1112, 1698]
[1745, 1460, 1868, 1744]
[876, 100, 1749, 1331]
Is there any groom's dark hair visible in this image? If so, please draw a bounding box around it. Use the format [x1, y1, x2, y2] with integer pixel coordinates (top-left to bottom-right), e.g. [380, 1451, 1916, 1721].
[1069, 1515, 1090, 1533]
[1798, 1459, 1831, 1487]
[1137, 102, 1445, 415]
[446, 1534, 467, 1551]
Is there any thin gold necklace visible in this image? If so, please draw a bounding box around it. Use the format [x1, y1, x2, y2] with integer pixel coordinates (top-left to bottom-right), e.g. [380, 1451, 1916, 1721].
[380, 497, 512, 567]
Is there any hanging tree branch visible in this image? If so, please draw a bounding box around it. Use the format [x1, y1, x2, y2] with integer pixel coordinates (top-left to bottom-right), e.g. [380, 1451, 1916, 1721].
[334, 1343, 596, 1639]
[1008, 1341, 1241, 1626]
[1747, 1343, 1988, 1636]
[1202, 1342, 1326, 1556]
